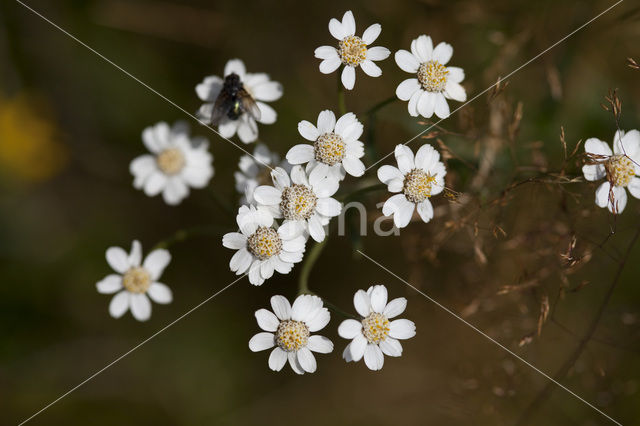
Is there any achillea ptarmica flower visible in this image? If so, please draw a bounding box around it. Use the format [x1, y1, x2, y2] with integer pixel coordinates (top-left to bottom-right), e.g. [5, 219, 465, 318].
[130, 121, 214, 205]
[314, 10, 390, 90]
[338, 285, 415, 371]
[287, 110, 365, 181]
[196, 59, 282, 143]
[96, 240, 173, 321]
[394, 35, 466, 119]
[222, 205, 306, 285]
[249, 295, 333, 374]
[253, 165, 341, 242]
[234, 143, 291, 205]
[582, 130, 640, 214]
[377, 144, 446, 228]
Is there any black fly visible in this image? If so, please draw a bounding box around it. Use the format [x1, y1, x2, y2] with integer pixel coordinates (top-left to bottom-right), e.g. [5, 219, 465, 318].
[210, 73, 261, 125]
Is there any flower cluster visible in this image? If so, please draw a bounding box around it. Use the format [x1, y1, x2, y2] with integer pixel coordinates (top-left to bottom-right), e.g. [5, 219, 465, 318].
[93, 9, 637, 381]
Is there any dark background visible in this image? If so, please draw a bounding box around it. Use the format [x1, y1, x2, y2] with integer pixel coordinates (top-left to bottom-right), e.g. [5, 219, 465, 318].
[1, 0, 639, 424]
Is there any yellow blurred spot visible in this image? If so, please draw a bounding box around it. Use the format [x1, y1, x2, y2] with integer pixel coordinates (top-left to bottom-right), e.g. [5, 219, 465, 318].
[0, 94, 67, 183]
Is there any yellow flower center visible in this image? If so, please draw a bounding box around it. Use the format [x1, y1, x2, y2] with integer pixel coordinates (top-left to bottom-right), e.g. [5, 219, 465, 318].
[418, 60, 449, 92]
[280, 184, 318, 221]
[605, 155, 636, 187]
[361, 312, 390, 344]
[247, 227, 282, 260]
[339, 35, 367, 67]
[156, 148, 185, 175]
[122, 267, 151, 293]
[314, 132, 346, 166]
[276, 320, 310, 352]
[403, 168, 437, 203]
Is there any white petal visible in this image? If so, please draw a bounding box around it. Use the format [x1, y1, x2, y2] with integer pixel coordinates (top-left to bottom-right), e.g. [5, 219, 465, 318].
[253, 185, 282, 205]
[609, 186, 628, 214]
[97, 274, 123, 294]
[617, 130, 640, 159]
[434, 93, 451, 119]
[316, 197, 342, 217]
[444, 81, 467, 102]
[195, 75, 223, 101]
[147, 282, 173, 304]
[108, 291, 129, 318]
[407, 89, 422, 117]
[297, 347, 317, 373]
[143, 249, 171, 280]
[628, 177, 640, 199]
[224, 58, 246, 78]
[396, 78, 420, 101]
[584, 138, 612, 156]
[582, 164, 605, 182]
[394, 144, 415, 174]
[270, 295, 292, 320]
[412, 35, 433, 62]
[298, 120, 320, 141]
[287, 144, 315, 165]
[342, 342, 354, 362]
[378, 165, 403, 184]
[222, 232, 247, 250]
[317, 110, 336, 134]
[341, 66, 356, 90]
[328, 18, 347, 40]
[418, 91, 437, 118]
[364, 343, 384, 371]
[251, 81, 283, 102]
[362, 23, 381, 44]
[447, 66, 465, 83]
[369, 285, 388, 313]
[308, 214, 326, 242]
[288, 351, 304, 375]
[341, 10, 356, 36]
[349, 333, 368, 361]
[389, 319, 416, 339]
[432, 42, 453, 65]
[237, 118, 259, 144]
[130, 155, 156, 187]
[218, 119, 238, 138]
[229, 248, 252, 274]
[361, 60, 382, 77]
[130, 293, 152, 321]
[338, 319, 363, 339]
[393, 198, 415, 228]
[314, 45, 339, 60]
[595, 181, 611, 208]
[291, 294, 317, 322]
[383, 297, 407, 319]
[319, 56, 341, 74]
[394, 50, 420, 73]
[255, 308, 280, 332]
[334, 112, 357, 135]
[381, 193, 408, 216]
[249, 332, 275, 352]
[248, 260, 264, 285]
[256, 102, 277, 125]
[379, 337, 402, 357]
[143, 171, 167, 196]
[367, 46, 390, 61]
[162, 178, 189, 205]
[307, 335, 334, 354]
[342, 157, 365, 177]
[416, 199, 434, 223]
[268, 347, 288, 371]
[306, 308, 330, 332]
[353, 289, 371, 317]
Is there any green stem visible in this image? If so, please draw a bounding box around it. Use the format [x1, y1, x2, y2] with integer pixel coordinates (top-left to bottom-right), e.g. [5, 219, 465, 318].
[298, 239, 327, 295]
[339, 183, 386, 203]
[337, 68, 347, 115]
[364, 95, 397, 118]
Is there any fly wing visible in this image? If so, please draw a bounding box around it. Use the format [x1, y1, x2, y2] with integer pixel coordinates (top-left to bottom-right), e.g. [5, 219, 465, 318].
[238, 89, 262, 121]
[209, 91, 233, 125]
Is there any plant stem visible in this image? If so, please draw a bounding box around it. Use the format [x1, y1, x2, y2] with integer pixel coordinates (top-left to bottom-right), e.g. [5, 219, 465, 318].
[298, 239, 327, 295]
[364, 95, 397, 118]
[516, 224, 640, 425]
[339, 183, 386, 202]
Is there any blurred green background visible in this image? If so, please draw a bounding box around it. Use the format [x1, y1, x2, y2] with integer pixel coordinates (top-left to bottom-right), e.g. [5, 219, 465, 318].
[1, 0, 640, 424]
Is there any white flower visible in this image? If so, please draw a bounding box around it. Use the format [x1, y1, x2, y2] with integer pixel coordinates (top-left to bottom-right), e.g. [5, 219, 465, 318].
[130, 121, 214, 206]
[96, 240, 173, 322]
[394, 35, 467, 119]
[287, 110, 365, 181]
[314, 10, 390, 90]
[222, 205, 306, 285]
[582, 129, 640, 214]
[196, 59, 282, 143]
[234, 143, 291, 205]
[377, 144, 446, 228]
[338, 285, 415, 371]
[253, 165, 341, 242]
[249, 294, 333, 374]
